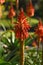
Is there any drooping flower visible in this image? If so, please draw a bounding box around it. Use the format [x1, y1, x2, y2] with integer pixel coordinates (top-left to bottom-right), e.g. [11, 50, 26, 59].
[26, 0, 35, 17]
[15, 8, 31, 41]
[0, 0, 5, 4]
[35, 19, 43, 42]
[8, 4, 16, 19]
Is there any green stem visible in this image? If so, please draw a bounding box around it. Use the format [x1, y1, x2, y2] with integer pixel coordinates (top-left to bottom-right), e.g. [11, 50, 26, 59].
[28, 17, 31, 25]
[11, 17, 13, 24]
[41, 41, 43, 65]
[16, 0, 19, 17]
[20, 41, 24, 65]
[0, 4, 2, 19]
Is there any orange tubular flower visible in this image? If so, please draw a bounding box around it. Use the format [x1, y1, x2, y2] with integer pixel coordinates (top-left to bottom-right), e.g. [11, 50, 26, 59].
[15, 8, 31, 41]
[26, 0, 35, 17]
[8, 5, 16, 19]
[0, 0, 5, 4]
[35, 19, 43, 42]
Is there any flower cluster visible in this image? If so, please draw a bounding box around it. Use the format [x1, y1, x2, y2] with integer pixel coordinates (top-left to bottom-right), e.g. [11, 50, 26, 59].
[15, 8, 31, 41]
[8, 5, 16, 19]
[26, 0, 34, 17]
[0, 0, 5, 4]
[35, 19, 43, 42]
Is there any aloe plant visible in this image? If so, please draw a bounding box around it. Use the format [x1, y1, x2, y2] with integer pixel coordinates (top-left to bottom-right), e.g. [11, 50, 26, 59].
[0, 30, 42, 65]
[0, 30, 20, 61]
